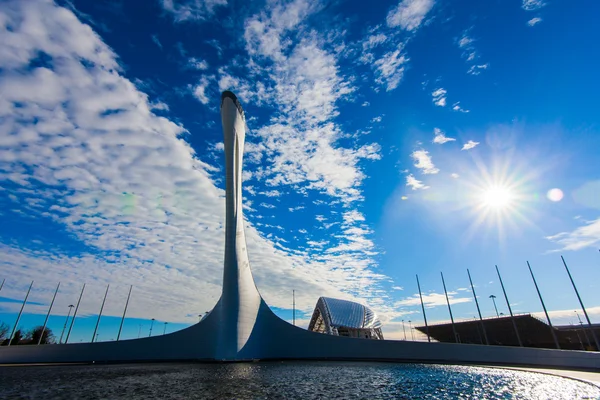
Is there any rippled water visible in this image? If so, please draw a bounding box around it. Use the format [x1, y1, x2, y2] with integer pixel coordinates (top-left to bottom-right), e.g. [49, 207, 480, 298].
[0, 362, 598, 399]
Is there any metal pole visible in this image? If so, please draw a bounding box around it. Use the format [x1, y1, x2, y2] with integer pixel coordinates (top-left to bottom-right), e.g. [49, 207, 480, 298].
[59, 305, 74, 344]
[402, 320, 406, 340]
[409, 320, 414, 341]
[526, 261, 560, 349]
[0, 278, 5, 293]
[490, 295, 499, 317]
[496, 265, 522, 347]
[416, 275, 430, 342]
[163, 322, 168, 335]
[441, 272, 457, 343]
[38, 282, 60, 345]
[467, 269, 489, 345]
[92, 284, 110, 343]
[149, 318, 155, 337]
[561, 255, 599, 351]
[8, 280, 34, 346]
[576, 311, 591, 349]
[117, 285, 132, 341]
[293, 289, 295, 326]
[138, 324, 142, 338]
[66, 283, 86, 344]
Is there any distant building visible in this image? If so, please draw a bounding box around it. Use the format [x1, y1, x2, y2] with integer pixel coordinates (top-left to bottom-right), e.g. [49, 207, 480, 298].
[415, 314, 599, 351]
[308, 297, 384, 340]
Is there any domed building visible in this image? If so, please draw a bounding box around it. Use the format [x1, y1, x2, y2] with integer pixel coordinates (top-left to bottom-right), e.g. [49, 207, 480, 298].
[308, 297, 384, 340]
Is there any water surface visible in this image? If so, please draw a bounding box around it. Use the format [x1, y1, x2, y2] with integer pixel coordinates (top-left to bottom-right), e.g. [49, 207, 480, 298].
[0, 362, 598, 399]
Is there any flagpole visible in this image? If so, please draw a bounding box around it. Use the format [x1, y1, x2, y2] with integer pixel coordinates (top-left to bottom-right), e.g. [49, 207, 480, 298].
[441, 272, 457, 343]
[495, 265, 522, 346]
[117, 285, 133, 341]
[416, 274, 430, 342]
[467, 269, 489, 345]
[92, 284, 110, 342]
[561, 255, 599, 350]
[527, 261, 560, 349]
[8, 281, 34, 346]
[66, 283, 85, 344]
[38, 282, 60, 345]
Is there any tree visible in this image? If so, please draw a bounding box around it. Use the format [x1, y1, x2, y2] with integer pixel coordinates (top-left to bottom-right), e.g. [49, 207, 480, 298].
[9, 329, 22, 346]
[0, 321, 9, 342]
[28, 326, 55, 345]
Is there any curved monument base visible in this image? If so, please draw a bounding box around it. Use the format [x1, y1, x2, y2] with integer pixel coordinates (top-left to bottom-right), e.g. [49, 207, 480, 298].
[1, 298, 599, 371]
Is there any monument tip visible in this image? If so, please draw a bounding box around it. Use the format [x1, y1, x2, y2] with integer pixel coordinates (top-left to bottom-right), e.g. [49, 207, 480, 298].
[221, 91, 245, 119]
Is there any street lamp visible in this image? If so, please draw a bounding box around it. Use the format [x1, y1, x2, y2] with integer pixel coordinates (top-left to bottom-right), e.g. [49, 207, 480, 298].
[489, 294, 499, 317]
[149, 318, 155, 337]
[575, 310, 591, 348]
[402, 320, 406, 341]
[409, 320, 414, 341]
[163, 322, 168, 335]
[59, 305, 74, 344]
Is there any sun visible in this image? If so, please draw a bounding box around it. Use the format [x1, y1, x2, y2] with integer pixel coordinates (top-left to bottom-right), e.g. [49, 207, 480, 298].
[480, 185, 514, 209]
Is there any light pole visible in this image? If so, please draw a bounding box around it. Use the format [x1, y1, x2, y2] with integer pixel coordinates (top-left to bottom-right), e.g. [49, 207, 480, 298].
[59, 304, 74, 344]
[409, 320, 414, 341]
[163, 322, 168, 335]
[402, 320, 406, 340]
[198, 314, 202, 322]
[575, 310, 591, 349]
[149, 318, 155, 337]
[489, 294, 499, 317]
[138, 324, 142, 339]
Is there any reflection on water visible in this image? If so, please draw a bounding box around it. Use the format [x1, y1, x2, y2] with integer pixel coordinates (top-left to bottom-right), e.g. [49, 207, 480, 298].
[0, 362, 598, 399]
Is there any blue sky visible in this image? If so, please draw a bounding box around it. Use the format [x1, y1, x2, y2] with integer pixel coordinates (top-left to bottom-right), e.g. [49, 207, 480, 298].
[1, 0, 599, 342]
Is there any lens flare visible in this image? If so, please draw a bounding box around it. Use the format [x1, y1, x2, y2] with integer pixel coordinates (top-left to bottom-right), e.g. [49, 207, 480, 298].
[547, 188, 564, 202]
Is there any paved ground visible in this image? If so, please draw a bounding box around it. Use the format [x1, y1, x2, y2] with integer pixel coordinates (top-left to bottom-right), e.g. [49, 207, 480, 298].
[493, 366, 600, 387]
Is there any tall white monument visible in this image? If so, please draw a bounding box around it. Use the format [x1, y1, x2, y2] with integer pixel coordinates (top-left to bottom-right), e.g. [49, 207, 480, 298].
[217, 91, 262, 357]
[0, 92, 597, 370]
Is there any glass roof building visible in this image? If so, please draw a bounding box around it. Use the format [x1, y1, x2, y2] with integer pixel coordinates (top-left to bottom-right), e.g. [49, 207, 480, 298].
[308, 297, 384, 340]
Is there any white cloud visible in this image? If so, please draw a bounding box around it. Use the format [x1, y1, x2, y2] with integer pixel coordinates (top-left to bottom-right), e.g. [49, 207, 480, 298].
[458, 30, 489, 75]
[362, 33, 388, 50]
[392, 286, 404, 291]
[546, 218, 600, 251]
[406, 174, 428, 190]
[452, 101, 469, 113]
[371, 116, 383, 123]
[411, 150, 439, 174]
[362, 101, 370, 107]
[191, 75, 213, 104]
[386, 0, 435, 31]
[431, 88, 447, 107]
[0, 0, 394, 327]
[522, 0, 545, 11]
[467, 63, 489, 75]
[187, 57, 209, 70]
[458, 35, 474, 49]
[288, 206, 305, 212]
[527, 17, 542, 26]
[395, 292, 471, 308]
[150, 101, 169, 111]
[151, 34, 163, 49]
[373, 48, 409, 91]
[240, 3, 381, 203]
[432, 128, 455, 144]
[160, 0, 227, 22]
[451, 173, 459, 178]
[261, 190, 282, 197]
[461, 140, 480, 150]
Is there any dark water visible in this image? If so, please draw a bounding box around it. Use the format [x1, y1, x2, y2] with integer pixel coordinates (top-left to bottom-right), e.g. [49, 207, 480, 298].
[0, 362, 598, 399]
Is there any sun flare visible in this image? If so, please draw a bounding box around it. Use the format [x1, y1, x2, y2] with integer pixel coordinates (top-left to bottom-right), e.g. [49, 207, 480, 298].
[480, 185, 514, 209]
